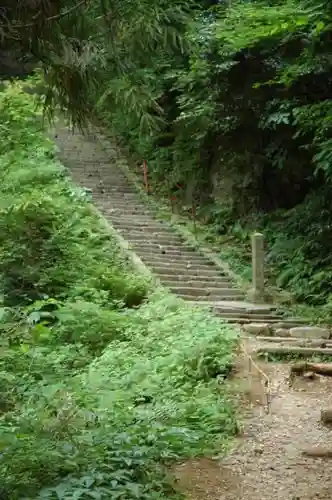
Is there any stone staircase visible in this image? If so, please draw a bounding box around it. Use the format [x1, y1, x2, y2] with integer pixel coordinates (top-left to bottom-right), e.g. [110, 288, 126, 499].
[54, 123, 283, 324]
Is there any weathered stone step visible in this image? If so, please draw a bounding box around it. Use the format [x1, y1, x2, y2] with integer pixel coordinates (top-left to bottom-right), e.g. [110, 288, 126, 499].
[100, 201, 145, 208]
[170, 286, 240, 297]
[99, 207, 152, 216]
[135, 247, 213, 266]
[98, 196, 139, 204]
[151, 271, 229, 281]
[103, 186, 136, 192]
[111, 222, 164, 232]
[161, 278, 233, 288]
[101, 190, 138, 196]
[79, 180, 132, 190]
[183, 294, 245, 301]
[216, 314, 279, 324]
[124, 233, 184, 245]
[104, 206, 150, 215]
[193, 300, 277, 312]
[105, 191, 139, 198]
[131, 242, 196, 254]
[71, 173, 129, 184]
[147, 261, 222, 274]
[152, 265, 225, 278]
[133, 248, 205, 261]
[110, 217, 159, 225]
[221, 311, 280, 320]
[139, 253, 214, 266]
[184, 300, 279, 323]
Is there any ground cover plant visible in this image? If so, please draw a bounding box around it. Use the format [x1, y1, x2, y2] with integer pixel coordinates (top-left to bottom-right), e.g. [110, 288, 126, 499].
[0, 80, 239, 500]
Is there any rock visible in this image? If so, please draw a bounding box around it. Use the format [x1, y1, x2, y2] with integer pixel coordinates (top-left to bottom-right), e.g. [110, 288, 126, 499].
[243, 323, 270, 336]
[289, 326, 330, 339]
[275, 328, 291, 337]
[272, 321, 305, 329]
[321, 409, 332, 425]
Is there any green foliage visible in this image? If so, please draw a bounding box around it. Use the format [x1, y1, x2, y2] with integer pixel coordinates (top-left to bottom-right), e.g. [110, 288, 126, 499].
[94, 0, 332, 308]
[0, 80, 148, 308]
[1, 0, 194, 127]
[0, 80, 239, 499]
[0, 293, 238, 500]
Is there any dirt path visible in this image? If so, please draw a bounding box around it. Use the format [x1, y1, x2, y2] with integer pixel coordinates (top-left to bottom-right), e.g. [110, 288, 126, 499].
[52, 122, 332, 500]
[175, 341, 332, 500]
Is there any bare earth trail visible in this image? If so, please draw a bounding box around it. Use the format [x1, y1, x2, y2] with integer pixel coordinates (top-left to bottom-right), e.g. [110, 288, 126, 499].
[53, 123, 332, 500]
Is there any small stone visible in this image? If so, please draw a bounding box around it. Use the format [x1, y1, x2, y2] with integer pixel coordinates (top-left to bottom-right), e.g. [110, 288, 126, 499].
[289, 326, 330, 339]
[254, 446, 263, 455]
[243, 323, 270, 336]
[302, 372, 317, 381]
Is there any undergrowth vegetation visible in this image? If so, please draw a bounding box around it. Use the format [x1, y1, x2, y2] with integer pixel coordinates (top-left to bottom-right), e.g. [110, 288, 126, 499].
[0, 80, 238, 499]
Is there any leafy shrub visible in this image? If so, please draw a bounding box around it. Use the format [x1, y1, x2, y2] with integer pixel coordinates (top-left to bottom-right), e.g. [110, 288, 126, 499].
[0, 295, 238, 499]
[0, 80, 149, 307]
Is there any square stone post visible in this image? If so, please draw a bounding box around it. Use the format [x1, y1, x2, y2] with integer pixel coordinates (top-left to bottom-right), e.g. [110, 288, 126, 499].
[249, 232, 265, 303]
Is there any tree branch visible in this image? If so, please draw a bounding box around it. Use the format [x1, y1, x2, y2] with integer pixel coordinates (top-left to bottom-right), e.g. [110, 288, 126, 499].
[6, 0, 88, 30]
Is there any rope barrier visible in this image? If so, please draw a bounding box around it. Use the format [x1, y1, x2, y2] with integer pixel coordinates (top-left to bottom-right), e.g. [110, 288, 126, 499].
[240, 340, 272, 414]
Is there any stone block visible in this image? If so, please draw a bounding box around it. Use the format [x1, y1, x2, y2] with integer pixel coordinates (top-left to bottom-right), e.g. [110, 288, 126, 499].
[275, 328, 291, 337]
[289, 326, 330, 340]
[243, 323, 271, 336]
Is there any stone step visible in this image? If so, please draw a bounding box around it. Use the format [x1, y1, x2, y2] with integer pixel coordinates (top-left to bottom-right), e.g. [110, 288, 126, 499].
[103, 206, 150, 215]
[139, 253, 214, 266]
[151, 271, 229, 281]
[203, 311, 279, 323]
[102, 186, 136, 192]
[79, 180, 132, 189]
[153, 265, 225, 278]
[101, 190, 138, 196]
[191, 300, 277, 312]
[133, 248, 206, 261]
[170, 286, 240, 297]
[147, 261, 221, 274]
[118, 227, 180, 238]
[124, 233, 184, 245]
[185, 301, 279, 322]
[215, 314, 279, 324]
[127, 238, 187, 249]
[217, 311, 280, 321]
[112, 223, 164, 233]
[110, 217, 159, 225]
[100, 201, 146, 209]
[161, 278, 233, 288]
[183, 294, 245, 302]
[99, 207, 152, 216]
[131, 243, 197, 254]
[106, 194, 140, 200]
[73, 173, 129, 182]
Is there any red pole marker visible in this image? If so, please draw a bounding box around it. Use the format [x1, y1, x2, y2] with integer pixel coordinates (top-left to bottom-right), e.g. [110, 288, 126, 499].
[143, 160, 149, 194]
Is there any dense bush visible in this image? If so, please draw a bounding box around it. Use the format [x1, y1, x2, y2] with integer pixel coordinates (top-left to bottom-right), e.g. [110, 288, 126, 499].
[0, 80, 238, 499]
[0, 80, 148, 308]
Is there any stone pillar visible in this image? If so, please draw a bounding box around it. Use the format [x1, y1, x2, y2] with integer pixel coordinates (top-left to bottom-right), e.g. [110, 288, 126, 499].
[250, 232, 265, 303]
